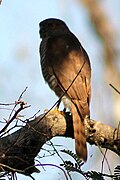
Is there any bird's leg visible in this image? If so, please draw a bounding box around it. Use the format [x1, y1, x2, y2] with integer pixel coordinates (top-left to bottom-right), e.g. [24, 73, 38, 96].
[44, 98, 66, 116]
[55, 98, 61, 111]
[44, 98, 62, 115]
[63, 107, 67, 114]
[51, 98, 66, 116]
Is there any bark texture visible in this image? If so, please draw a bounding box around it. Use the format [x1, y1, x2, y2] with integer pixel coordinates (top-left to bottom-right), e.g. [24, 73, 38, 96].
[0, 111, 119, 175]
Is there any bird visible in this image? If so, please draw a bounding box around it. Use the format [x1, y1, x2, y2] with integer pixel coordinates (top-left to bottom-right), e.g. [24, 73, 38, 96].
[39, 18, 91, 162]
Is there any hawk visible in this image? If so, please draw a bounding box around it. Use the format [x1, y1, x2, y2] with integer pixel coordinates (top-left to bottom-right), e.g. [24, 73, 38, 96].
[39, 18, 91, 161]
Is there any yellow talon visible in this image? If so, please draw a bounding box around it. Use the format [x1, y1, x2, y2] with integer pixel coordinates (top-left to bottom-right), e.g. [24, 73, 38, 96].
[44, 100, 65, 116]
[52, 106, 66, 116]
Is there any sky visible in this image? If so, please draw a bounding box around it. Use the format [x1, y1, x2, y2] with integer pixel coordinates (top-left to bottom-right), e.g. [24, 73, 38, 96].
[0, 0, 120, 179]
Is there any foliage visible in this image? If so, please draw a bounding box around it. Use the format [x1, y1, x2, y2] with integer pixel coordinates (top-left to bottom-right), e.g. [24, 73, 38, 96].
[61, 149, 120, 180]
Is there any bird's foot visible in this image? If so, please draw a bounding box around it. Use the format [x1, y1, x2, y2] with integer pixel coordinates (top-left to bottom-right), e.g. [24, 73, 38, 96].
[44, 99, 66, 116]
[44, 106, 65, 116]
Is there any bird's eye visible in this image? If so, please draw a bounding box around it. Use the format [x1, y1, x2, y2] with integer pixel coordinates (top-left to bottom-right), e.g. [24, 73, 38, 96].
[48, 23, 56, 29]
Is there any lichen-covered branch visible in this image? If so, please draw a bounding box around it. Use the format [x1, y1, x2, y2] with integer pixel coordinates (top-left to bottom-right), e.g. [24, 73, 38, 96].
[0, 111, 119, 175]
[85, 117, 120, 155]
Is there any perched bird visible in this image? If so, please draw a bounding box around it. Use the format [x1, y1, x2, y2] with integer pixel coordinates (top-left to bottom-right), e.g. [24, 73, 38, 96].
[39, 18, 91, 161]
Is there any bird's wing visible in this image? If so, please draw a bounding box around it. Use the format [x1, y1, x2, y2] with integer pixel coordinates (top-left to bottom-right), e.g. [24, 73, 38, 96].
[52, 49, 91, 118]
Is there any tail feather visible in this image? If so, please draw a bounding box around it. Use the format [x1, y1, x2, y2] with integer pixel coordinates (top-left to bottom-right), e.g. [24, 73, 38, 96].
[71, 102, 87, 162]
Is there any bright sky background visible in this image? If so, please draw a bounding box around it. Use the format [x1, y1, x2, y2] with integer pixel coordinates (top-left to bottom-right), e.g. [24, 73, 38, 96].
[0, 1, 120, 179]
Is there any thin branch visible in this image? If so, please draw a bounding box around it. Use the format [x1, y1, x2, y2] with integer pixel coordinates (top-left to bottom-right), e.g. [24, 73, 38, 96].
[0, 103, 16, 106]
[109, 84, 120, 95]
[0, 101, 30, 135]
[8, 87, 28, 121]
[18, 87, 28, 101]
[33, 163, 69, 180]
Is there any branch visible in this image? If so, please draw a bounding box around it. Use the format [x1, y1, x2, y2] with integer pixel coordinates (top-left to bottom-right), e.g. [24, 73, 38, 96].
[0, 111, 119, 175]
[0, 101, 29, 134]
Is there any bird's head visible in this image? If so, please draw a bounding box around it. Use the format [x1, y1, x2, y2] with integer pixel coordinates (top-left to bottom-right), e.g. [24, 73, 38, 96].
[39, 18, 69, 38]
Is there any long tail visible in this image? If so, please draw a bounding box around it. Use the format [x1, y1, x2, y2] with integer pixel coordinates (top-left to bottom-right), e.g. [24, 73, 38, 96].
[71, 102, 87, 162]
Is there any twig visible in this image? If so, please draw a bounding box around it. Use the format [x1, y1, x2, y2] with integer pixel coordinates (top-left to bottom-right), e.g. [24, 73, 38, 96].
[109, 83, 120, 94]
[8, 87, 28, 121]
[99, 148, 112, 177]
[0, 102, 16, 106]
[0, 87, 29, 135]
[0, 101, 29, 134]
[34, 163, 68, 180]
[18, 87, 28, 101]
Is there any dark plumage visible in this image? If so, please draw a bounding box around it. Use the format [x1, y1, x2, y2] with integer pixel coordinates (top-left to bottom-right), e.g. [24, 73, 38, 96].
[39, 18, 91, 161]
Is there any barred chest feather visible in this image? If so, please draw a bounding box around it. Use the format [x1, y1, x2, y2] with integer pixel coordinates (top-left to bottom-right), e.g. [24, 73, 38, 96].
[40, 38, 72, 110]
